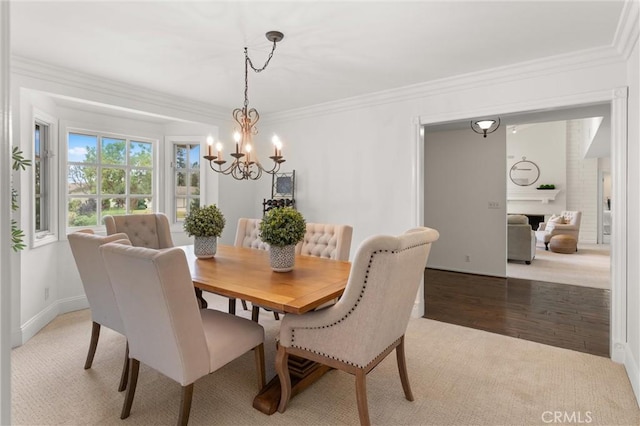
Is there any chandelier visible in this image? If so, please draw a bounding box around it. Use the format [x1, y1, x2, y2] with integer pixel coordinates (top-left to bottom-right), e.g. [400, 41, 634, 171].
[204, 31, 286, 180]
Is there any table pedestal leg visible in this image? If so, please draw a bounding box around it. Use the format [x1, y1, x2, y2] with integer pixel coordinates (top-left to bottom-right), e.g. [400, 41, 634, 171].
[252, 355, 332, 415]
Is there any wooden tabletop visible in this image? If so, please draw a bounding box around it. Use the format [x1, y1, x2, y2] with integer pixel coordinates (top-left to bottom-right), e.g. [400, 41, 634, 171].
[180, 245, 351, 314]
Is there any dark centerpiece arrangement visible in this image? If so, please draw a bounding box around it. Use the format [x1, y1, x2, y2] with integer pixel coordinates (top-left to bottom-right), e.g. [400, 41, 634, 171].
[183, 204, 226, 259]
[259, 207, 306, 272]
[537, 184, 556, 190]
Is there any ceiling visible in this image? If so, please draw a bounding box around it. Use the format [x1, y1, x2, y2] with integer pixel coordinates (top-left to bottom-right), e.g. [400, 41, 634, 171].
[10, 1, 627, 115]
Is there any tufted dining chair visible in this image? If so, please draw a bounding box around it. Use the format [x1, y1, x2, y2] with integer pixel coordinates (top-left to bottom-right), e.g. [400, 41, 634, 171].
[233, 218, 278, 320]
[104, 213, 207, 308]
[276, 227, 439, 425]
[103, 213, 173, 249]
[100, 244, 265, 426]
[296, 223, 353, 261]
[68, 230, 132, 392]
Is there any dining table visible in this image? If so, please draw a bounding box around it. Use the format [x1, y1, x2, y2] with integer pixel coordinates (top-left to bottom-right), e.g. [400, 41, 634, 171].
[179, 244, 352, 414]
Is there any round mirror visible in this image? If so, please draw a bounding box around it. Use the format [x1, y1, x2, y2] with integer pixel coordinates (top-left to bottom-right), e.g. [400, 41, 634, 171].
[509, 157, 540, 186]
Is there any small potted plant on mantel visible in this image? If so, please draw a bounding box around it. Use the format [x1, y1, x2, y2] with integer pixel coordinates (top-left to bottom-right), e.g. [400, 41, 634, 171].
[259, 207, 306, 272]
[183, 204, 226, 259]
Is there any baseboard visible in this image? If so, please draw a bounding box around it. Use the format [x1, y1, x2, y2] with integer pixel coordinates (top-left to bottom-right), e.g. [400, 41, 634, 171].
[624, 344, 640, 407]
[17, 296, 89, 347]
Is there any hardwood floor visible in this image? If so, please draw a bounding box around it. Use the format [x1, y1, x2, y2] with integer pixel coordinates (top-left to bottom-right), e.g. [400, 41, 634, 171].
[423, 268, 610, 357]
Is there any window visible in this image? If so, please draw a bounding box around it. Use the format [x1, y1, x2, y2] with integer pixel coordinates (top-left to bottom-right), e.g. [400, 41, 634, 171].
[66, 131, 155, 227]
[34, 121, 49, 233]
[173, 143, 200, 221]
[32, 110, 58, 247]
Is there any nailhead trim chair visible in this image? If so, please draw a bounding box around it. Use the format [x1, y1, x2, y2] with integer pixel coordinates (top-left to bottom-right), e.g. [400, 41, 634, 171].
[276, 227, 439, 425]
[67, 230, 132, 392]
[100, 244, 266, 425]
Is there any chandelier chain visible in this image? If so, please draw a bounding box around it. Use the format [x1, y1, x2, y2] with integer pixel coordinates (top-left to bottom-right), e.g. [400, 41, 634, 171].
[243, 39, 278, 110]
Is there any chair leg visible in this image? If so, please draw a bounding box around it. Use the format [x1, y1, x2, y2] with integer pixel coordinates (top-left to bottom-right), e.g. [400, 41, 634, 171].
[276, 345, 291, 413]
[228, 298, 236, 315]
[241, 300, 248, 311]
[178, 384, 194, 426]
[396, 336, 414, 401]
[254, 343, 266, 390]
[355, 369, 371, 426]
[544, 242, 549, 250]
[251, 305, 260, 322]
[273, 312, 280, 320]
[118, 342, 129, 392]
[84, 321, 101, 369]
[121, 358, 140, 419]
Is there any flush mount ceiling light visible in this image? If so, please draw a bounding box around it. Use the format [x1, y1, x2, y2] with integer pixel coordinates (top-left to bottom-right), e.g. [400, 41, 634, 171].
[471, 118, 501, 138]
[204, 30, 286, 180]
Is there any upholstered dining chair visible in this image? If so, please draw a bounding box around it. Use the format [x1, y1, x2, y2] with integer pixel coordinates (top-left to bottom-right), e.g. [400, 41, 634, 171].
[67, 230, 132, 392]
[233, 218, 278, 320]
[100, 244, 266, 426]
[296, 222, 353, 261]
[276, 227, 439, 425]
[104, 212, 207, 308]
[103, 213, 173, 249]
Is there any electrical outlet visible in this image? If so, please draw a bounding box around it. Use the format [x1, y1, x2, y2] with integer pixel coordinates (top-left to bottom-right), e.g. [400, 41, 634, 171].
[465, 255, 470, 262]
[44, 287, 50, 301]
[488, 201, 500, 209]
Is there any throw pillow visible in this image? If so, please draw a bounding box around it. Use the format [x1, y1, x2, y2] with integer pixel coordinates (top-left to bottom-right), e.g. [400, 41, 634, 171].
[546, 215, 565, 232]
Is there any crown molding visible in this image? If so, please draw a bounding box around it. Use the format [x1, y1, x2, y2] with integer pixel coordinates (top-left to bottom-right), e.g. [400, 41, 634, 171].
[10, 55, 230, 123]
[265, 44, 626, 124]
[613, 0, 640, 59]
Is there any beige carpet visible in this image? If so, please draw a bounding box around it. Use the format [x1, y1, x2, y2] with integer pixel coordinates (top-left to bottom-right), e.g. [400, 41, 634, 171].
[507, 243, 610, 289]
[12, 294, 639, 426]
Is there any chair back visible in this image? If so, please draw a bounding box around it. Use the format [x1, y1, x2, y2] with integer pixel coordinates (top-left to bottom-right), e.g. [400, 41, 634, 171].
[281, 227, 438, 367]
[234, 218, 269, 250]
[68, 230, 131, 334]
[296, 223, 353, 261]
[104, 213, 173, 249]
[561, 211, 582, 227]
[100, 244, 210, 386]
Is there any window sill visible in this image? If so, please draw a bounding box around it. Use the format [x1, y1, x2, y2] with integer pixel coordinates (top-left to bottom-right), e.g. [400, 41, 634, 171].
[31, 233, 58, 249]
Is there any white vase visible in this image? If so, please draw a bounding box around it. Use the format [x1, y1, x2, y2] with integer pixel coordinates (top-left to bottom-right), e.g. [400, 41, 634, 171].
[269, 245, 296, 272]
[194, 236, 217, 259]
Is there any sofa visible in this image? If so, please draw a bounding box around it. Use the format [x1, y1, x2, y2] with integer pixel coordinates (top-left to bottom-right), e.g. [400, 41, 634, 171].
[507, 214, 536, 264]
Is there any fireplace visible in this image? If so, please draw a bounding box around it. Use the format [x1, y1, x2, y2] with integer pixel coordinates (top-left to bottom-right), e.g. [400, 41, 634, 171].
[523, 214, 545, 231]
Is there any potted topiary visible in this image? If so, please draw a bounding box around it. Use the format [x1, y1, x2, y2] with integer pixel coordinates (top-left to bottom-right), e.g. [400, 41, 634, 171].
[259, 207, 306, 272]
[183, 204, 226, 259]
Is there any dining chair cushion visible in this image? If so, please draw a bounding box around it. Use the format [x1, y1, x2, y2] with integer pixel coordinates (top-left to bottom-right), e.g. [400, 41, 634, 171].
[104, 213, 173, 249]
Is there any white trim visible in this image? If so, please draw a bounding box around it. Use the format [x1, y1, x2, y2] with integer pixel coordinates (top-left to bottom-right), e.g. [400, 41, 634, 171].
[610, 87, 628, 363]
[17, 296, 88, 347]
[415, 88, 628, 364]
[0, 2, 12, 422]
[267, 46, 626, 124]
[11, 56, 228, 123]
[625, 342, 640, 407]
[31, 108, 59, 248]
[613, 0, 640, 60]
[164, 135, 208, 232]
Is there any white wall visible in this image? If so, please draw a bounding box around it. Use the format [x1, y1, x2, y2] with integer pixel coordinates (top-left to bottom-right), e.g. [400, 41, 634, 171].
[425, 128, 507, 276]
[566, 120, 599, 243]
[507, 121, 567, 216]
[625, 33, 640, 406]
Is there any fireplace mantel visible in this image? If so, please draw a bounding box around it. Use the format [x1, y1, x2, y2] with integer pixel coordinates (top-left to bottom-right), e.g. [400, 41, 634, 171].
[507, 189, 560, 204]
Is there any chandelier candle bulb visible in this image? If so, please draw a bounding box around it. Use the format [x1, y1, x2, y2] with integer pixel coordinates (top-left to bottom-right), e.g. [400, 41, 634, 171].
[207, 136, 214, 157]
[216, 142, 223, 159]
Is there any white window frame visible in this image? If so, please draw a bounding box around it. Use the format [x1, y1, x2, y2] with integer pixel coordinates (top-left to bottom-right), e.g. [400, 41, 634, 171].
[31, 109, 58, 248]
[65, 127, 158, 231]
[164, 136, 208, 232]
